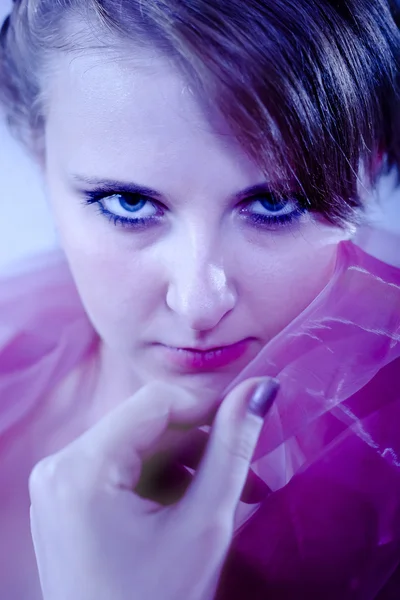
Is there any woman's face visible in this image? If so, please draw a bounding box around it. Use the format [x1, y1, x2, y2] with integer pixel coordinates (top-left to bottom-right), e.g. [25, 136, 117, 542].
[42, 48, 348, 404]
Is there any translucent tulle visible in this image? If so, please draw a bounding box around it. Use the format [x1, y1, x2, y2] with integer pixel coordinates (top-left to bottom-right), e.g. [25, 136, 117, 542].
[1, 239, 400, 598]
[0, 251, 96, 440]
[218, 241, 400, 599]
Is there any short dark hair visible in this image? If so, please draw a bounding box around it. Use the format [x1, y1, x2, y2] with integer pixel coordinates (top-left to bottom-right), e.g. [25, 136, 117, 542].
[388, 0, 400, 172]
[0, 0, 399, 225]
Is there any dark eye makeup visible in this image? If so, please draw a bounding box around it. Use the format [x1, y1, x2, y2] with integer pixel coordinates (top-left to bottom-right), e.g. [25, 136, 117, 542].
[81, 187, 308, 231]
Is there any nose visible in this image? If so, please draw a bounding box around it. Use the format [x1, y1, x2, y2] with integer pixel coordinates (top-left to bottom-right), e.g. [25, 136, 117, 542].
[165, 251, 237, 333]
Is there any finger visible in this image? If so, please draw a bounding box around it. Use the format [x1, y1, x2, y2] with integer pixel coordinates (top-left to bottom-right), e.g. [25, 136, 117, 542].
[181, 377, 278, 522]
[71, 382, 204, 490]
[136, 424, 268, 506]
[173, 428, 270, 503]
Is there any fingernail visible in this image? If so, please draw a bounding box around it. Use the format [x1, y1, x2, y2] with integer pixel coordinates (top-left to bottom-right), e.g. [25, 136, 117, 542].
[247, 378, 279, 418]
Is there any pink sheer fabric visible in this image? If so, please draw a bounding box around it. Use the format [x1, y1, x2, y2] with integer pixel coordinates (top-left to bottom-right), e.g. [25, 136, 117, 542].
[0, 238, 399, 598]
[0, 251, 96, 440]
[218, 240, 400, 599]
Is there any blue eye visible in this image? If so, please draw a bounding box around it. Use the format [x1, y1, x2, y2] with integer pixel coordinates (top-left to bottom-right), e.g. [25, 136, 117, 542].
[83, 191, 162, 228]
[82, 188, 307, 231]
[242, 193, 306, 227]
[102, 194, 156, 217]
[115, 196, 148, 213]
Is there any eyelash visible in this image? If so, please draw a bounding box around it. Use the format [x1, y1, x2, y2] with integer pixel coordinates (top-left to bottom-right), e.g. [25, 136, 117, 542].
[82, 190, 307, 231]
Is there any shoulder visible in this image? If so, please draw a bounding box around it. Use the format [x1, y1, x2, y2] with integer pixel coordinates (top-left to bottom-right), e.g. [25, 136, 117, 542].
[0, 251, 96, 434]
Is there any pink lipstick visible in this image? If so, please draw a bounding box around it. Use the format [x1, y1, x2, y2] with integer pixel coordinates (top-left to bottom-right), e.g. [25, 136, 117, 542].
[156, 339, 252, 371]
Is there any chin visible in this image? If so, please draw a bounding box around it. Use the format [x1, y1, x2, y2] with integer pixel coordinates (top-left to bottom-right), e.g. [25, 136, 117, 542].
[144, 367, 238, 411]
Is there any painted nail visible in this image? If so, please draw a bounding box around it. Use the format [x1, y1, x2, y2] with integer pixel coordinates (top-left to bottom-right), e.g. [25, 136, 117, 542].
[247, 378, 279, 418]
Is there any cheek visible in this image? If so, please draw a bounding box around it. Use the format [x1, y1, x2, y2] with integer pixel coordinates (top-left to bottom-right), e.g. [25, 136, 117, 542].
[53, 218, 158, 346]
[70, 250, 159, 341]
[238, 229, 341, 339]
[47, 182, 160, 343]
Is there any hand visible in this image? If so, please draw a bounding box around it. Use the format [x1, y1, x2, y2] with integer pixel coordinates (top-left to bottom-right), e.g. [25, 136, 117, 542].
[29, 377, 278, 600]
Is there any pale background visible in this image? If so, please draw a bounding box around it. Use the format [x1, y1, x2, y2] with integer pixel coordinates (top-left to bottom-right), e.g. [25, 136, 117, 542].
[0, 0, 58, 274]
[0, 0, 399, 274]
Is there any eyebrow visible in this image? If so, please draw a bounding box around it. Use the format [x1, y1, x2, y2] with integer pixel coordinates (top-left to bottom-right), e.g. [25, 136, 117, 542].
[70, 174, 291, 201]
[71, 175, 164, 200]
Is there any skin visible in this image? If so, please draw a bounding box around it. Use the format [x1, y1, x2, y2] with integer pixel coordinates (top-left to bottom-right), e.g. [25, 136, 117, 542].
[40, 47, 349, 422]
[0, 39, 354, 600]
[29, 378, 277, 600]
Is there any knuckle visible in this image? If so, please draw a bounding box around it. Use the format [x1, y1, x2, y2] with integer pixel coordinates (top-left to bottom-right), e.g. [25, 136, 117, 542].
[231, 433, 257, 463]
[29, 450, 88, 506]
[218, 427, 255, 464]
[29, 455, 59, 494]
[215, 406, 261, 464]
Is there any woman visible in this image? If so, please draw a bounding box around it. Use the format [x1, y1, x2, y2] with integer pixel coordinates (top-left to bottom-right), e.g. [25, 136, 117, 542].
[0, 0, 400, 598]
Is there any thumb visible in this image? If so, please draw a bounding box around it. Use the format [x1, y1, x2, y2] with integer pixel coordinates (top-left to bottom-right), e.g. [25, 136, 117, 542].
[181, 377, 279, 522]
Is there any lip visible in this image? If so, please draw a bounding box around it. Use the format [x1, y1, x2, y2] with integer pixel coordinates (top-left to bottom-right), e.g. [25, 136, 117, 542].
[153, 339, 253, 372]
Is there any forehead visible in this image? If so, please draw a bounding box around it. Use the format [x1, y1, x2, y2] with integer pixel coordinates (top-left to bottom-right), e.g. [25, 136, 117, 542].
[44, 49, 265, 188]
